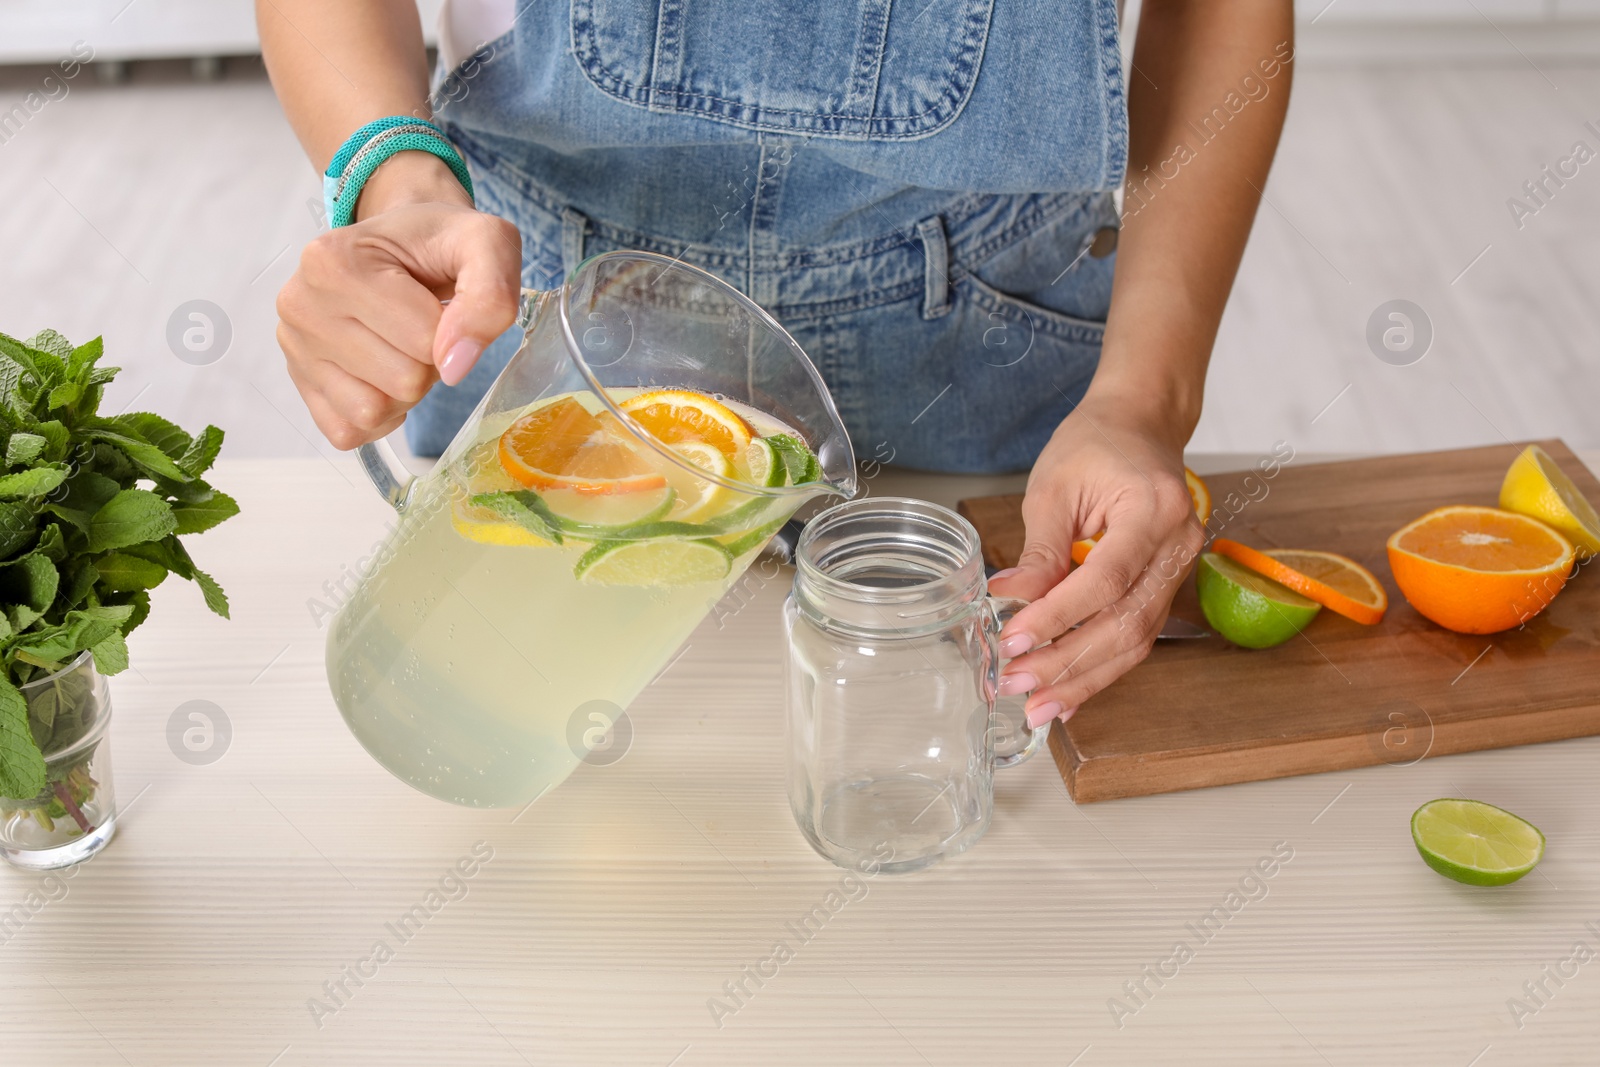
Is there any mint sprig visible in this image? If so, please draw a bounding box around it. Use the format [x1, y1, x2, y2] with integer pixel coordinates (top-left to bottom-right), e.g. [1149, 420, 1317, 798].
[0, 329, 238, 801]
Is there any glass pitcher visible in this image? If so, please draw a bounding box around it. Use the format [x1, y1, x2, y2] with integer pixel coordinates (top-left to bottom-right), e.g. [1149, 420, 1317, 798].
[328, 250, 856, 808]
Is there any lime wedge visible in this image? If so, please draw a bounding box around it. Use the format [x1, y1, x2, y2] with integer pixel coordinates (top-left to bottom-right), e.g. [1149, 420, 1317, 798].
[575, 538, 734, 586]
[1411, 798, 1545, 886]
[744, 438, 788, 488]
[1195, 552, 1321, 648]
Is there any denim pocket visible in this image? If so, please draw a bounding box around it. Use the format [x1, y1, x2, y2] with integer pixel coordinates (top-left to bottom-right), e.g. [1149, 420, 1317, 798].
[961, 273, 1108, 352]
[570, 0, 994, 140]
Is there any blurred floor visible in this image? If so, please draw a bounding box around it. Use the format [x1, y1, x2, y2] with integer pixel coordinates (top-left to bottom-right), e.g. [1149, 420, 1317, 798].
[0, 55, 1596, 464]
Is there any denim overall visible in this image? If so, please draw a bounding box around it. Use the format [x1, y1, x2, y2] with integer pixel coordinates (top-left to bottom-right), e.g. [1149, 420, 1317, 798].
[411, 0, 1128, 473]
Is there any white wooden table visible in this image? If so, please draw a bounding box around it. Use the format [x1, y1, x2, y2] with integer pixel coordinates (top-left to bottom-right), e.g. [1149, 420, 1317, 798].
[3, 453, 1598, 1066]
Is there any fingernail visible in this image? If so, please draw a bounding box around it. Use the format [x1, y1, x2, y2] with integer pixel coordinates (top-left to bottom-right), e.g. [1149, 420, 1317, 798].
[999, 633, 1034, 658]
[987, 567, 1019, 581]
[1026, 702, 1064, 729]
[1057, 705, 1080, 723]
[997, 672, 1036, 696]
[438, 339, 481, 386]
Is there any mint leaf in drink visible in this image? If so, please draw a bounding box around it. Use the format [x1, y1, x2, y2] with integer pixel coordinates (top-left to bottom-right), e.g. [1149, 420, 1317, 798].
[88, 488, 178, 553]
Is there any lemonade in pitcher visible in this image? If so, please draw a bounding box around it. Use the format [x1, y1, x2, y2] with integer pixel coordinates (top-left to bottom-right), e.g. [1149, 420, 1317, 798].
[326, 386, 821, 807]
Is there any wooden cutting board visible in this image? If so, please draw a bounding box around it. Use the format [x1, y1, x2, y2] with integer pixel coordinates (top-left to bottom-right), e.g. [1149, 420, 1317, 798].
[957, 440, 1600, 803]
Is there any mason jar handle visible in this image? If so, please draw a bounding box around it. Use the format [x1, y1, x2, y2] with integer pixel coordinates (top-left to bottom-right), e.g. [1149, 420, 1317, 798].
[986, 595, 1049, 769]
[353, 287, 547, 512]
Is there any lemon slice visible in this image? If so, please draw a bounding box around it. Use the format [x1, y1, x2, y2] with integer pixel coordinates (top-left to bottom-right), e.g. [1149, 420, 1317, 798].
[451, 494, 552, 547]
[1411, 798, 1545, 886]
[1500, 444, 1600, 559]
[665, 441, 736, 523]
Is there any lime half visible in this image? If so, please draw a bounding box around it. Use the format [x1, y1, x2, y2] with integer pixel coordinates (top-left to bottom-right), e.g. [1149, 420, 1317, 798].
[1195, 552, 1321, 649]
[575, 538, 733, 586]
[1411, 798, 1545, 886]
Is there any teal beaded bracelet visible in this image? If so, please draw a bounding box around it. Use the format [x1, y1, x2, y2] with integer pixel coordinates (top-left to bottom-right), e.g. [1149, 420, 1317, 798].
[322, 117, 475, 228]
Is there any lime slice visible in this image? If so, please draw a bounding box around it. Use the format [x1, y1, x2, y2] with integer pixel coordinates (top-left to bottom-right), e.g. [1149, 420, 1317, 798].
[574, 538, 733, 586]
[767, 433, 822, 485]
[744, 438, 788, 488]
[1195, 552, 1321, 648]
[540, 485, 676, 529]
[1411, 798, 1545, 886]
[722, 517, 789, 558]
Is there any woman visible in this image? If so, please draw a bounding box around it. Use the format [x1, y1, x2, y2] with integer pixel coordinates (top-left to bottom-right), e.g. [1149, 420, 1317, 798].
[263, 0, 1293, 728]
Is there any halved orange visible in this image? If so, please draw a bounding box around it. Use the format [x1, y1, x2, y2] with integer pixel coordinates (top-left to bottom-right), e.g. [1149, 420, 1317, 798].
[1387, 505, 1575, 634]
[1212, 540, 1387, 625]
[1072, 468, 1211, 565]
[617, 389, 753, 457]
[498, 396, 667, 495]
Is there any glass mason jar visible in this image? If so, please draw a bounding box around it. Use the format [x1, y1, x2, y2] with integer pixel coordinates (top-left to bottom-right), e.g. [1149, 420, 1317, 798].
[0, 652, 118, 870]
[784, 498, 1047, 874]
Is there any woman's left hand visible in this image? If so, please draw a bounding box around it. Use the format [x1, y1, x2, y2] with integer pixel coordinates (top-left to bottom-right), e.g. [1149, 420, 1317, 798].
[985, 394, 1205, 728]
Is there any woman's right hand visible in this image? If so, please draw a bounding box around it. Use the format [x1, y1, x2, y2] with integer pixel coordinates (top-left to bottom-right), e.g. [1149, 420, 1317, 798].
[275, 151, 523, 450]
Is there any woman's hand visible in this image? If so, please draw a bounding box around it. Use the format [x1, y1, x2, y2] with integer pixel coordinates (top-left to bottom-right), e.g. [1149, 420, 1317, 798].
[275, 152, 523, 450]
[985, 393, 1205, 728]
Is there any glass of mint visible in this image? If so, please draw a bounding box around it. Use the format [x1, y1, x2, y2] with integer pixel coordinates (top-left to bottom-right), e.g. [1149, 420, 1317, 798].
[0, 651, 116, 868]
[0, 327, 238, 868]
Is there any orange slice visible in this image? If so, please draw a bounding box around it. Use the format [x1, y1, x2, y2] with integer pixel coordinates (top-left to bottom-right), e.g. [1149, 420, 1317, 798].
[1185, 468, 1212, 519]
[1386, 505, 1575, 634]
[1072, 468, 1211, 565]
[498, 396, 667, 495]
[617, 389, 753, 457]
[1212, 540, 1388, 625]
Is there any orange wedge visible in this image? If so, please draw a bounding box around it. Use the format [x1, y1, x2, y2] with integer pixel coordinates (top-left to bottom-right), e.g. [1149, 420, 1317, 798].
[1386, 505, 1575, 634]
[618, 389, 753, 457]
[1212, 540, 1387, 625]
[1072, 468, 1211, 565]
[498, 396, 667, 495]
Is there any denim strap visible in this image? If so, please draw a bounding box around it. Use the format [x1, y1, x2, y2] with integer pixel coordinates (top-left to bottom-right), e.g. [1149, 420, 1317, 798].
[916, 216, 951, 320]
[561, 206, 591, 275]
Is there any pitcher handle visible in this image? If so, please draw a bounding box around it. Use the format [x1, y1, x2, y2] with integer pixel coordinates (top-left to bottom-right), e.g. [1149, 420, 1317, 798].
[986, 595, 1049, 769]
[356, 437, 415, 512]
[353, 288, 547, 513]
